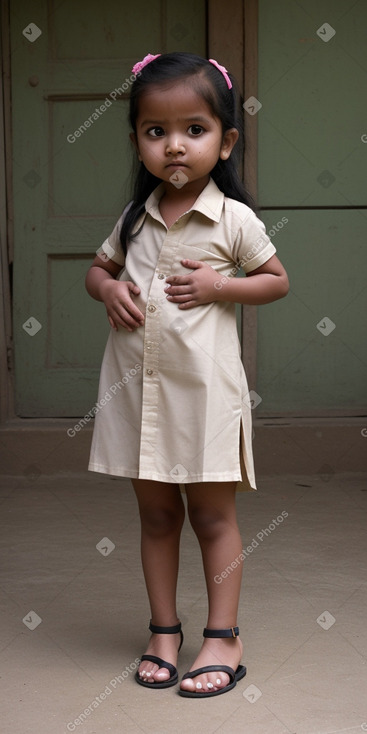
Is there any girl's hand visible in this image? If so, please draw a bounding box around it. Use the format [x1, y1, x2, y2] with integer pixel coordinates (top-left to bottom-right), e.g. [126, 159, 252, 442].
[100, 279, 145, 331]
[164, 259, 220, 309]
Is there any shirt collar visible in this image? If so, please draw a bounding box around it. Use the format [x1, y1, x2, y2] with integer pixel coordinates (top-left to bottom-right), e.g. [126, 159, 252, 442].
[144, 177, 224, 225]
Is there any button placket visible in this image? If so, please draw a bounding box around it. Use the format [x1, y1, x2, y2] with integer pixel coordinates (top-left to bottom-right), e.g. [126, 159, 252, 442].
[143, 303, 159, 374]
[139, 231, 180, 474]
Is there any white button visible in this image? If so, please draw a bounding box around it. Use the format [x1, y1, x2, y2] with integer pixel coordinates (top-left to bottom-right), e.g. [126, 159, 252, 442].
[157, 273, 165, 279]
[147, 305, 156, 313]
[146, 369, 153, 375]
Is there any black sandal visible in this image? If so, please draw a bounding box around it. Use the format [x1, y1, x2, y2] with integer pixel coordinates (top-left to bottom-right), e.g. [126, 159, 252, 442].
[179, 626, 246, 698]
[135, 621, 183, 689]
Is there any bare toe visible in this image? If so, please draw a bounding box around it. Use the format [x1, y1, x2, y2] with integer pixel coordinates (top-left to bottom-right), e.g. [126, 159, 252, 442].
[153, 667, 170, 682]
[180, 635, 243, 694]
[181, 671, 230, 693]
[138, 662, 159, 683]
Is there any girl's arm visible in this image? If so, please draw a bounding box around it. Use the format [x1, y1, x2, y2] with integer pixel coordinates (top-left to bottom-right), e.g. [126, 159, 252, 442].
[85, 256, 145, 331]
[165, 255, 289, 309]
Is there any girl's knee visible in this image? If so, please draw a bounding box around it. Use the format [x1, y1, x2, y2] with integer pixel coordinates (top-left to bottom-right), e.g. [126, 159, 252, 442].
[188, 505, 229, 541]
[140, 504, 185, 538]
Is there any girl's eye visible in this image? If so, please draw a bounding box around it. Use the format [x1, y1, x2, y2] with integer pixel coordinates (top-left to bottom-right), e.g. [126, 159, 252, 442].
[189, 125, 204, 136]
[147, 127, 165, 137]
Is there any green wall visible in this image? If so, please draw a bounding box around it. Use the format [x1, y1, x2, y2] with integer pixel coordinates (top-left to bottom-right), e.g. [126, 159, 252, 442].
[256, 0, 367, 415]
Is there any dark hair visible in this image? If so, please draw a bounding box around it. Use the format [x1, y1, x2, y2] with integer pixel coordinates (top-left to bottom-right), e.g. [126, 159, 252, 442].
[120, 52, 256, 255]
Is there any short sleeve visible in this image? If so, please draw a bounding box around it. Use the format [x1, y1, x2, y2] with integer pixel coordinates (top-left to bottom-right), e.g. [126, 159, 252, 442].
[95, 202, 133, 267]
[232, 209, 276, 273]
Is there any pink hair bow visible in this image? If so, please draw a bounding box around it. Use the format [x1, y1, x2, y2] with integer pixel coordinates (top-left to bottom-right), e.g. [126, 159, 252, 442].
[209, 59, 232, 89]
[131, 53, 161, 75]
[130, 53, 232, 90]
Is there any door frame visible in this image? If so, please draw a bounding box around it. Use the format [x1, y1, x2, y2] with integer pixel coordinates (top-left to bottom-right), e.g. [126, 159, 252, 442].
[208, 0, 259, 391]
[0, 0, 258, 422]
[0, 0, 14, 421]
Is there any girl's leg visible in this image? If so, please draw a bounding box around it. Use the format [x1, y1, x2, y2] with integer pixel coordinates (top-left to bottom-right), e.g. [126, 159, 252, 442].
[132, 478, 185, 683]
[180, 482, 243, 693]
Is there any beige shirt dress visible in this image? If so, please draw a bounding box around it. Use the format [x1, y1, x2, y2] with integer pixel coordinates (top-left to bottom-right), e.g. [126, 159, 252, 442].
[88, 178, 276, 490]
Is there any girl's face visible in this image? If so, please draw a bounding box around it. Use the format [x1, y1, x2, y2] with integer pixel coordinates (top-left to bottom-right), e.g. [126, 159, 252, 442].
[131, 79, 238, 194]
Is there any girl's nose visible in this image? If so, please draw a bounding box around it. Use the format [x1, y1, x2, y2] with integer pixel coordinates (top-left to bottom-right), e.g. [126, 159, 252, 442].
[165, 136, 185, 155]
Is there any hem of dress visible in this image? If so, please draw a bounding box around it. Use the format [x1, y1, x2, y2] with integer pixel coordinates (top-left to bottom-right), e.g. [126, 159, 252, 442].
[88, 462, 255, 486]
[88, 462, 139, 479]
[138, 470, 243, 483]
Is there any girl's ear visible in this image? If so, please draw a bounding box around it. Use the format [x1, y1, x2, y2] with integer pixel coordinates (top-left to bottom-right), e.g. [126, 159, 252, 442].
[219, 128, 239, 160]
[130, 132, 142, 161]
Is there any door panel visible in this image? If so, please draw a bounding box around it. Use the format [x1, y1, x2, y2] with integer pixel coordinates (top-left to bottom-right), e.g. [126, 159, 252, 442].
[258, 0, 366, 207]
[256, 209, 367, 415]
[11, 0, 206, 416]
[257, 0, 367, 415]
[50, 99, 132, 217]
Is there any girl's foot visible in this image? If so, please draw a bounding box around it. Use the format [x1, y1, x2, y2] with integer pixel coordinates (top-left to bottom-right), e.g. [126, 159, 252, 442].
[179, 635, 243, 694]
[137, 630, 182, 684]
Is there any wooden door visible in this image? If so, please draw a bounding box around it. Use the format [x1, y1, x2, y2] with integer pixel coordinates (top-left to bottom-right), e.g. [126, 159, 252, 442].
[11, 0, 206, 416]
[256, 0, 367, 415]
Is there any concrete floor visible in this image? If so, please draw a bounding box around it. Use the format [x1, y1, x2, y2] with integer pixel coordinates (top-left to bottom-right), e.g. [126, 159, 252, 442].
[1, 467, 367, 734]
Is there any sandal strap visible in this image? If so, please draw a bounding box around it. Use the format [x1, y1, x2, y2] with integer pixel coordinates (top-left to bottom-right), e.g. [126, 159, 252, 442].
[149, 621, 182, 635]
[203, 626, 239, 639]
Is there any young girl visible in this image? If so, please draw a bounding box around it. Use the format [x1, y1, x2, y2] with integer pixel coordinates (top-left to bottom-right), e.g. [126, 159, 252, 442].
[86, 52, 289, 698]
